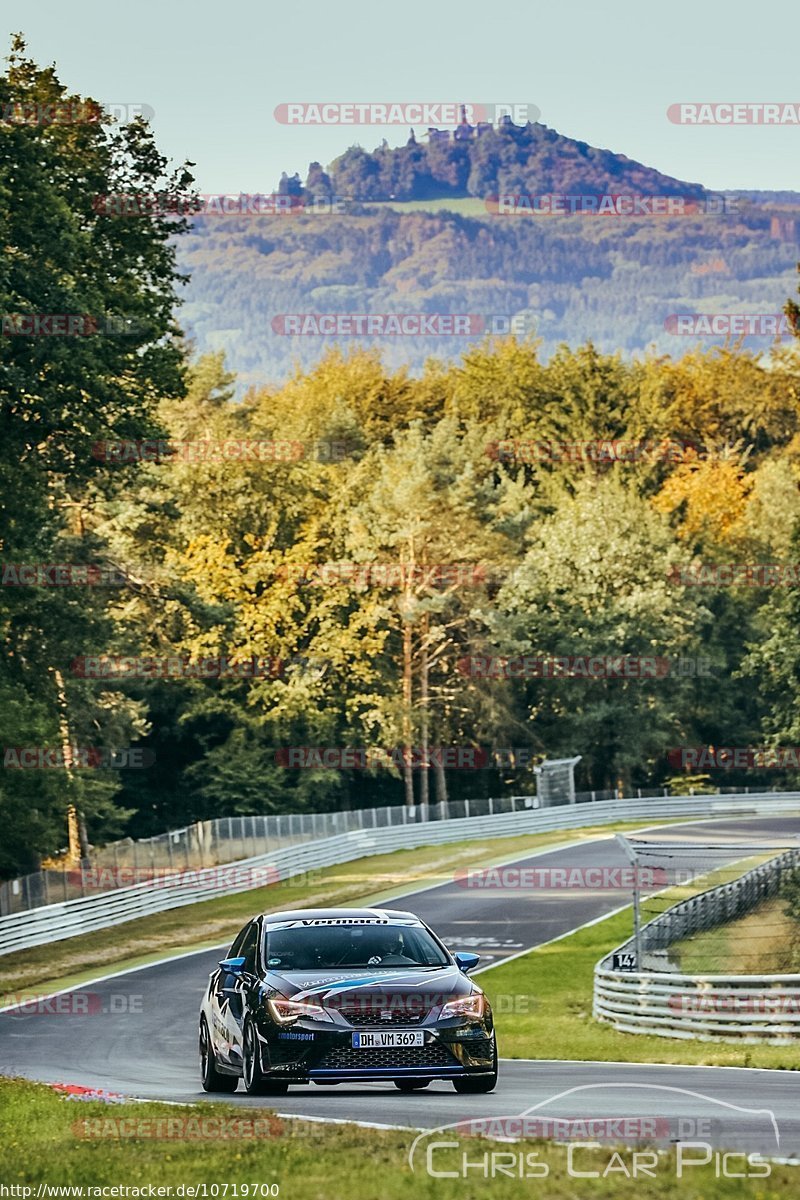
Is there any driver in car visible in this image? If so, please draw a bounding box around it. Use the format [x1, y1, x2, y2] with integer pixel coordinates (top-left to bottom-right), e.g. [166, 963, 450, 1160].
[365, 930, 415, 965]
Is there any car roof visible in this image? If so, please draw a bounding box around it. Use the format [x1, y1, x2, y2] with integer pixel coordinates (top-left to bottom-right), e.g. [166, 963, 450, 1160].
[261, 906, 421, 924]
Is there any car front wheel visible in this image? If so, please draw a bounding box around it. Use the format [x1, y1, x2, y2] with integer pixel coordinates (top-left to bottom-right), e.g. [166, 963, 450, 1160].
[200, 1018, 238, 1093]
[452, 1046, 498, 1094]
[243, 1018, 289, 1095]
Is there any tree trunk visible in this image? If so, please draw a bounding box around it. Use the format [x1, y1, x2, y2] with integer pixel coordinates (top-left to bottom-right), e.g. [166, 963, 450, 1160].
[53, 668, 82, 864]
[433, 754, 448, 807]
[419, 614, 430, 807]
[77, 810, 91, 862]
[402, 616, 414, 807]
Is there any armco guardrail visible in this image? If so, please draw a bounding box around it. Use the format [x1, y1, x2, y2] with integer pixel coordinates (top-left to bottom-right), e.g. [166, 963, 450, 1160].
[594, 968, 800, 1042]
[635, 848, 800, 956]
[594, 846, 800, 1042]
[2, 792, 799, 957]
[2, 795, 542, 916]
[0, 785, 763, 915]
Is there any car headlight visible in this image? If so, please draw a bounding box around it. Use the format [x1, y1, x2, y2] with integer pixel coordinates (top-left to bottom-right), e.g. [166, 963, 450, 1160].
[439, 992, 486, 1021]
[267, 996, 333, 1024]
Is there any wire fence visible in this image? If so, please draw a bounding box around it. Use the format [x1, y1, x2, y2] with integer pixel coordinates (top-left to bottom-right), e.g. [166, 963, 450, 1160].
[1, 795, 537, 916]
[0, 783, 777, 918]
[614, 836, 800, 974]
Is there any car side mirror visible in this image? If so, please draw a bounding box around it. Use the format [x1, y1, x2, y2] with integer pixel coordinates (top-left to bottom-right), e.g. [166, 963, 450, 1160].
[218, 955, 246, 974]
[455, 952, 480, 973]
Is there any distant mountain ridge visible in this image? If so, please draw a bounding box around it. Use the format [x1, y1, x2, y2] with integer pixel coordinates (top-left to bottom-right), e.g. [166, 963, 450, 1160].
[176, 123, 800, 390]
[281, 119, 710, 204]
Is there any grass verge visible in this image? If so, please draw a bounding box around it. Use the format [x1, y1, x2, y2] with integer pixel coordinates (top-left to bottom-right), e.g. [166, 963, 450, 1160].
[670, 896, 800, 974]
[0, 1077, 794, 1196]
[362, 197, 490, 216]
[485, 909, 800, 1069]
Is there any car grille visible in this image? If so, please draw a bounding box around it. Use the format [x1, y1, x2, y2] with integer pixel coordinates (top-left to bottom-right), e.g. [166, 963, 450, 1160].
[341, 1007, 430, 1027]
[316, 1043, 456, 1071]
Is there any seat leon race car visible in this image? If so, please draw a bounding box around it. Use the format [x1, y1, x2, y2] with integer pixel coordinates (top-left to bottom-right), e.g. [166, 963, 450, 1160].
[199, 907, 498, 1094]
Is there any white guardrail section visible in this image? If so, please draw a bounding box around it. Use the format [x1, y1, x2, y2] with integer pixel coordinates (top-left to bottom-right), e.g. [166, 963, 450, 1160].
[594, 845, 800, 1043]
[2, 792, 799, 957]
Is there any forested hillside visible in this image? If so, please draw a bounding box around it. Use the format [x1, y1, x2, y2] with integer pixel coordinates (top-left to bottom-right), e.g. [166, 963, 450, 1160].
[308, 120, 708, 202]
[178, 199, 800, 389]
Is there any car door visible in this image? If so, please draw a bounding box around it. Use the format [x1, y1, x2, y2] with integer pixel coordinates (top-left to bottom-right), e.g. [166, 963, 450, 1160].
[222, 919, 261, 1067]
[210, 920, 259, 1066]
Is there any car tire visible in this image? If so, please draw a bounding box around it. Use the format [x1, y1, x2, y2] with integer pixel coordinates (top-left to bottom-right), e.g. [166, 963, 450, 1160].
[243, 1018, 289, 1095]
[394, 1079, 431, 1091]
[452, 1046, 498, 1094]
[200, 1018, 238, 1093]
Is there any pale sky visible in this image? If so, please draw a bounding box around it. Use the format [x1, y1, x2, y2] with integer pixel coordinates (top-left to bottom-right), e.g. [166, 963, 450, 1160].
[8, 0, 800, 193]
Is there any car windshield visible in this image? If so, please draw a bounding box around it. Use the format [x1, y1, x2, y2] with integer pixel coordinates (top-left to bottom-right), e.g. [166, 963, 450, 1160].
[263, 923, 450, 970]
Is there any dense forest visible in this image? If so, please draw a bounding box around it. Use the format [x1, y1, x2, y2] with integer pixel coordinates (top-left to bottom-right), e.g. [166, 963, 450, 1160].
[178, 199, 800, 390]
[4, 43, 800, 878]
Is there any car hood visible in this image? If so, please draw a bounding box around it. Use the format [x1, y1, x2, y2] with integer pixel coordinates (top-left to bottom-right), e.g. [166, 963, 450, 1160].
[262, 965, 474, 1003]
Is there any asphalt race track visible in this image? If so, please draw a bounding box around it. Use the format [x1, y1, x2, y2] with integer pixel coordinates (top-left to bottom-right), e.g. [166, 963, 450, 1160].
[2, 815, 799, 1157]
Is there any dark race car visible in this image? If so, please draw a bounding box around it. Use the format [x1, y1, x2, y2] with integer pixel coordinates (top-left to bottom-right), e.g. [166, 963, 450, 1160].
[199, 906, 497, 1095]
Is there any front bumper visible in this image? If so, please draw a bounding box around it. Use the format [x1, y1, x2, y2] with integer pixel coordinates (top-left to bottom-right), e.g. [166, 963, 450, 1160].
[254, 1021, 496, 1083]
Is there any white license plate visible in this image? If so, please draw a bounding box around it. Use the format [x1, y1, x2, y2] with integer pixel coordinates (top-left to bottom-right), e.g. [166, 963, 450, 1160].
[351, 1030, 425, 1048]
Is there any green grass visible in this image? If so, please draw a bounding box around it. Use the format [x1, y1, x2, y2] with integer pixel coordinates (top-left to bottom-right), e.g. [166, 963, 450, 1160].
[1, 822, 666, 998]
[362, 197, 490, 216]
[670, 896, 800, 974]
[0, 1077, 795, 1196]
[485, 909, 800, 1069]
[638, 854, 774, 931]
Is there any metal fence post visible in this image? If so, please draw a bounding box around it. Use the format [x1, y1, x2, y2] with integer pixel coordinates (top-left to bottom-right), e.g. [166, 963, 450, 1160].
[616, 834, 642, 968]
